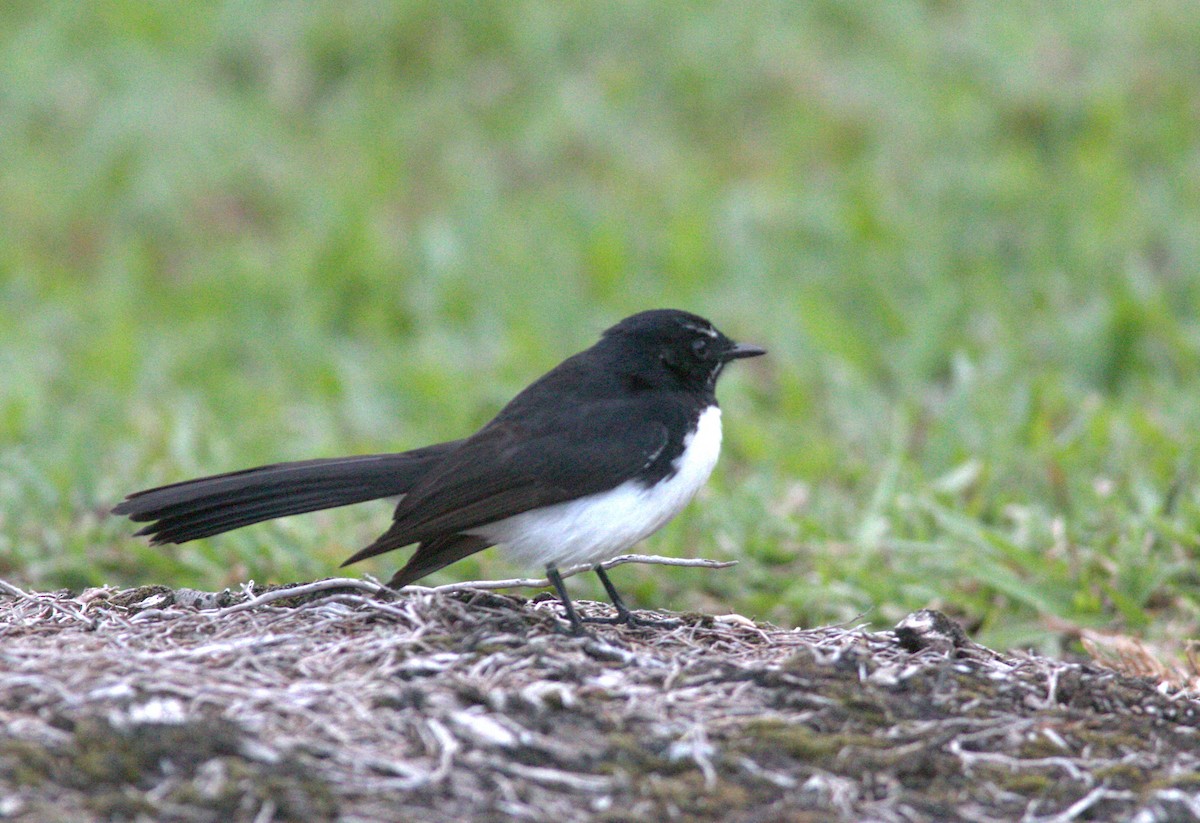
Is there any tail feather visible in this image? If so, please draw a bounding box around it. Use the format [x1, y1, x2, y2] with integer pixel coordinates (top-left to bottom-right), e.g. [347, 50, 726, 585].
[135, 489, 360, 544]
[385, 534, 492, 588]
[113, 442, 461, 544]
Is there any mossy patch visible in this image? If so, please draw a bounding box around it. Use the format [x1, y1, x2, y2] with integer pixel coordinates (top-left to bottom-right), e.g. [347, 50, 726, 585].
[3, 715, 335, 821]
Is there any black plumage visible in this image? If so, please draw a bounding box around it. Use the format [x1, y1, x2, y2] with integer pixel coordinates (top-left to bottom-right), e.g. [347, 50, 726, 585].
[114, 309, 764, 631]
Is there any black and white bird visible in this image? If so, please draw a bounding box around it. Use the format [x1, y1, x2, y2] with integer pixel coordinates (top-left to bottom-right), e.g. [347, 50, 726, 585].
[113, 309, 765, 632]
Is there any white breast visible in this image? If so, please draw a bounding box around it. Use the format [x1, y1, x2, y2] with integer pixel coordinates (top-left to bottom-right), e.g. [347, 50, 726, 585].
[471, 406, 723, 568]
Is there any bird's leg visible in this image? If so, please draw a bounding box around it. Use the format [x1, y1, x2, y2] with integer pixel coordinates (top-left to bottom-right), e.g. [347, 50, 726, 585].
[545, 566, 587, 635]
[587, 565, 682, 628]
[588, 565, 635, 624]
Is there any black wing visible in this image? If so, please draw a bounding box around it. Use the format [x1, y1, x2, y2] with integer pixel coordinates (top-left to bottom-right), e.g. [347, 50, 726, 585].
[341, 398, 674, 566]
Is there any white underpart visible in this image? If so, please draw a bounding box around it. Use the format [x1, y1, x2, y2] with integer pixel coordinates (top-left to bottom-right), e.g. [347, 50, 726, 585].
[471, 406, 723, 568]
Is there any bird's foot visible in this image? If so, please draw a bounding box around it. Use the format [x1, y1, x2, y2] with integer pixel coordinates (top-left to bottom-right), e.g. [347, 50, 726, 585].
[582, 608, 681, 629]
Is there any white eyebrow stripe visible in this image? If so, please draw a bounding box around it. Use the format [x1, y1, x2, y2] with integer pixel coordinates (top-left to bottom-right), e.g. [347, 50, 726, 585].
[682, 322, 718, 337]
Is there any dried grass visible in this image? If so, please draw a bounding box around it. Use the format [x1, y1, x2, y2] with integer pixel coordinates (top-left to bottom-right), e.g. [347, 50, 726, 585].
[2, 575, 1199, 822]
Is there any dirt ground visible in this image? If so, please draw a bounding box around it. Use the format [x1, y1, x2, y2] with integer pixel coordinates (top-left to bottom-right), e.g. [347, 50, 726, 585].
[1, 580, 1198, 822]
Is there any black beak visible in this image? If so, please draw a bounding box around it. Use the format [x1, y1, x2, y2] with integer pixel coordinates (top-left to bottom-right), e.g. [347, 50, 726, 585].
[722, 342, 767, 361]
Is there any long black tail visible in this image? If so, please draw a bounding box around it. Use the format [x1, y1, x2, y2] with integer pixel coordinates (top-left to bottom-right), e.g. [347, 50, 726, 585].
[113, 441, 462, 545]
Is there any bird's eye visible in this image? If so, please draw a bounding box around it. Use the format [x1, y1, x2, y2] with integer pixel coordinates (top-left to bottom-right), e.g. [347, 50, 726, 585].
[691, 338, 709, 358]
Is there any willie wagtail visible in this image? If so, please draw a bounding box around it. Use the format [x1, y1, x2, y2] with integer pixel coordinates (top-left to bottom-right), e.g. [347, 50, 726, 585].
[113, 309, 765, 632]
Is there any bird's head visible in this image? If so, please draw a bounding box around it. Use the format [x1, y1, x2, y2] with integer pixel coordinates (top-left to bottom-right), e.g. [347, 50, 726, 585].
[602, 309, 766, 393]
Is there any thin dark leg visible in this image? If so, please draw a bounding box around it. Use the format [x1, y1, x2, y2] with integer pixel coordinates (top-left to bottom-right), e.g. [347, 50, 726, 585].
[588, 565, 681, 628]
[592, 566, 635, 624]
[546, 566, 586, 635]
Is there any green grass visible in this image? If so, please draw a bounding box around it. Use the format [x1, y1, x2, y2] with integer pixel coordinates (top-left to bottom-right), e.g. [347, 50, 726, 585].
[3, 1, 1200, 651]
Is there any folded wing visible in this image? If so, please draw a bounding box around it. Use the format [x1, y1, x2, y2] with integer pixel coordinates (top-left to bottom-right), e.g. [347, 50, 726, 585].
[342, 400, 674, 568]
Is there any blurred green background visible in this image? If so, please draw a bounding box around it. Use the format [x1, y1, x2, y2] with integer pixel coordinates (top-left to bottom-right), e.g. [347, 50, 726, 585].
[3, 1, 1199, 650]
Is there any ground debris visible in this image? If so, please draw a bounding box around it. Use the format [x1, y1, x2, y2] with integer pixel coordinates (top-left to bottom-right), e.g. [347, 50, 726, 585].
[2, 584, 1198, 822]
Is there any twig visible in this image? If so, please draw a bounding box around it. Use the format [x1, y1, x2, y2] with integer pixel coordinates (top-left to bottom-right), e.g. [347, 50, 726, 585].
[212, 577, 387, 617]
[1036, 785, 1135, 823]
[207, 555, 734, 615]
[494, 760, 613, 793]
[410, 554, 737, 594]
[0, 577, 98, 629]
